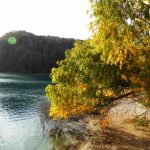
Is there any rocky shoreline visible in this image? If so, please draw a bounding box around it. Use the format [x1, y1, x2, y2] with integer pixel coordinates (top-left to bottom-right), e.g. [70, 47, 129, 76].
[48, 94, 150, 150]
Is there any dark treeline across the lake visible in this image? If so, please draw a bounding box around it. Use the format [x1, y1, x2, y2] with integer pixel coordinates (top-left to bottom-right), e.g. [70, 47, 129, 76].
[0, 31, 76, 73]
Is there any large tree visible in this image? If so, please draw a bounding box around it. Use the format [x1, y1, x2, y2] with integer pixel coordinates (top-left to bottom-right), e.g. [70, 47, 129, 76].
[89, 0, 150, 101]
[46, 0, 150, 119]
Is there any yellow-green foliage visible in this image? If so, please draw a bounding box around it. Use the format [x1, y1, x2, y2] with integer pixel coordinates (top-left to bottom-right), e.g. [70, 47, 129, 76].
[46, 0, 150, 119]
[135, 117, 150, 128]
[89, 0, 150, 97]
[46, 40, 129, 119]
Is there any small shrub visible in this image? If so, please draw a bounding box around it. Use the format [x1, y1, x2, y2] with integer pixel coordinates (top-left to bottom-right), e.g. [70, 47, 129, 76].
[135, 117, 149, 128]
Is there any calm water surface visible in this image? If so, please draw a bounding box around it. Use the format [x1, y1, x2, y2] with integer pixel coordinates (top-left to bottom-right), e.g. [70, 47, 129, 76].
[0, 73, 54, 150]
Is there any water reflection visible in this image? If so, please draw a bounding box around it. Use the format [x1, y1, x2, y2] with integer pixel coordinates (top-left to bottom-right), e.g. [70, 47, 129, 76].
[0, 73, 51, 150]
[0, 73, 82, 150]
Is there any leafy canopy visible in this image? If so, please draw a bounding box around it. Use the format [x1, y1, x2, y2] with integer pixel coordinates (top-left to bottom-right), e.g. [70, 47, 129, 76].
[46, 0, 150, 119]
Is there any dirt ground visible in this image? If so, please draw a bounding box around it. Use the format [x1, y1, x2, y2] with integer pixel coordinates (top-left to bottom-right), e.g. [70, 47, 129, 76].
[77, 116, 150, 150]
[79, 95, 150, 150]
[90, 125, 150, 150]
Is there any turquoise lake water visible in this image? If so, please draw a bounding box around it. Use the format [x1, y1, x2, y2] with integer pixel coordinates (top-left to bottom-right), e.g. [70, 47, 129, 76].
[0, 73, 55, 150]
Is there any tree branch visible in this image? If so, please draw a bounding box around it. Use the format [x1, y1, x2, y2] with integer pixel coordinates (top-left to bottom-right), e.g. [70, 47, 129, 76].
[136, 17, 150, 25]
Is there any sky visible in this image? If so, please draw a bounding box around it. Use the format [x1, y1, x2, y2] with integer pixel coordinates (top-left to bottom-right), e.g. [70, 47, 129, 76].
[0, 0, 91, 39]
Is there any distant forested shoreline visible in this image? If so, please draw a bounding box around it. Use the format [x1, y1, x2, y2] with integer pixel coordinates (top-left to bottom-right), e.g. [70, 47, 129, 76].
[0, 31, 76, 73]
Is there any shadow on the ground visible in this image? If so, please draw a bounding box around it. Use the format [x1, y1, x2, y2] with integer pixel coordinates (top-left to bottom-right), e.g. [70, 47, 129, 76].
[92, 127, 150, 150]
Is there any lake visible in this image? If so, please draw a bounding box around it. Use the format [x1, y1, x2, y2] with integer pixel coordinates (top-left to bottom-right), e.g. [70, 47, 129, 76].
[0, 73, 57, 150]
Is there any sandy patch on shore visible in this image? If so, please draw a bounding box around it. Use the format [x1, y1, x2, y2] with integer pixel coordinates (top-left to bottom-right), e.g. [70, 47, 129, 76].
[79, 94, 150, 149]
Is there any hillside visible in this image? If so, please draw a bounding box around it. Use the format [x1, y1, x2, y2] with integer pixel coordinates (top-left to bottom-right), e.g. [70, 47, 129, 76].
[0, 31, 75, 73]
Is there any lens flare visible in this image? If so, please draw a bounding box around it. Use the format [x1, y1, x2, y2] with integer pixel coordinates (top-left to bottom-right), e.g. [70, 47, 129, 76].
[7, 37, 17, 45]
